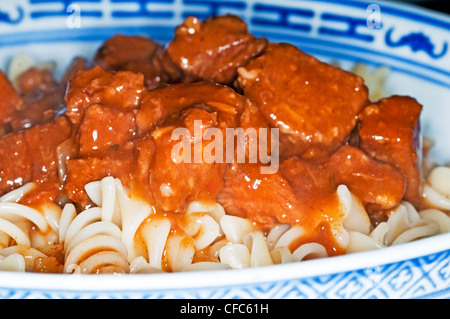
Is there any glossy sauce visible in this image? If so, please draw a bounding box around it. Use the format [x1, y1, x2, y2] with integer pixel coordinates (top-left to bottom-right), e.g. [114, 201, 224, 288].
[133, 211, 192, 272]
[18, 182, 60, 208]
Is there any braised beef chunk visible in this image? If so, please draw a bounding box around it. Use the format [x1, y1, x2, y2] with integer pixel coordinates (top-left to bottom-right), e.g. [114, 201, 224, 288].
[64, 156, 134, 207]
[358, 96, 424, 207]
[61, 56, 88, 87]
[217, 163, 301, 228]
[24, 116, 72, 184]
[167, 15, 267, 84]
[0, 65, 67, 135]
[17, 67, 59, 96]
[65, 66, 145, 127]
[14, 67, 66, 132]
[136, 82, 246, 135]
[63, 66, 147, 205]
[149, 116, 226, 213]
[134, 135, 156, 188]
[77, 104, 137, 157]
[278, 157, 328, 198]
[327, 145, 406, 210]
[11, 98, 59, 133]
[0, 70, 23, 134]
[93, 34, 182, 89]
[279, 145, 406, 221]
[0, 131, 31, 193]
[139, 83, 249, 213]
[238, 43, 368, 159]
[0, 116, 72, 195]
[237, 99, 272, 163]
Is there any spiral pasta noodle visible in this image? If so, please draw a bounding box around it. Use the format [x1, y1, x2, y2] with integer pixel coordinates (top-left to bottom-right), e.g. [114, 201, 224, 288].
[61, 204, 129, 274]
[424, 166, 450, 210]
[346, 201, 447, 253]
[0, 183, 61, 272]
[129, 201, 223, 273]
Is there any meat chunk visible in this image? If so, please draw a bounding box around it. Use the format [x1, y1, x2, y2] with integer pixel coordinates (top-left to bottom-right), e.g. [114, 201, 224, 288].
[63, 67, 147, 205]
[0, 116, 72, 195]
[65, 66, 145, 127]
[136, 83, 252, 212]
[216, 100, 287, 227]
[11, 92, 64, 133]
[135, 83, 259, 212]
[93, 34, 182, 89]
[24, 116, 72, 184]
[279, 145, 406, 219]
[77, 104, 137, 157]
[0, 131, 31, 193]
[218, 161, 352, 255]
[134, 135, 156, 190]
[167, 15, 267, 84]
[0, 70, 23, 134]
[238, 43, 368, 159]
[136, 82, 247, 135]
[217, 163, 301, 228]
[238, 100, 273, 163]
[358, 95, 424, 207]
[136, 83, 278, 213]
[64, 155, 134, 207]
[278, 156, 329, 198]
[2, 67, 66, 133]
[16, 67, 59, 96]
[327, 145, 406, 210]
[0, 68, 69, 193]
[149, 110, 226, 213]
[61, 56, 88, 87]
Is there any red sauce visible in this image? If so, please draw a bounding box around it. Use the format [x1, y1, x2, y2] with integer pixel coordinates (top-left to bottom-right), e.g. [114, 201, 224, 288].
[32, 257, 64, 274]
[18, 182, 60, 208]
[289, 222, 345, 257]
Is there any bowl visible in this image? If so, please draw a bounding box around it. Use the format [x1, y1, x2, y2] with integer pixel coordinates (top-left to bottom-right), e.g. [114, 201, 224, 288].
[0, 0, 449, 299]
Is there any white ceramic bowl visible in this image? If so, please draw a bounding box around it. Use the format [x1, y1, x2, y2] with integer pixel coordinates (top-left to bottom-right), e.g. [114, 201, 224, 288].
[0, 0, 449, 299]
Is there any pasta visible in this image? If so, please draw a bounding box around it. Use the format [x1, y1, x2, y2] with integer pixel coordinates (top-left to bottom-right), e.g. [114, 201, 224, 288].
[345, 166, 450, 254]
[350, 63, 390, 101]
[0, 253, 25, 272]
[424, 166, 450, 210]
[61, 205, 128, 274]
[1, 168, 447, 274]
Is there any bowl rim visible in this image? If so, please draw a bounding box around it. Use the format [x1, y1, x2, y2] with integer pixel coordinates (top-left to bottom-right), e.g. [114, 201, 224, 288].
[0, 232, 448, 292]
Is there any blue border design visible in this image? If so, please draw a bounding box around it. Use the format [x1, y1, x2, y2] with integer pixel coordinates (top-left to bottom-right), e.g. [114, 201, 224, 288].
[0, 26, 175, 46]
[0, 0, 447, 87]
[0, 29, 448, 87]
[28, 0, 103, 19]
[251, 4, 314, 32]
[313, 0, 450, 30]
[0, 250, 448, 298]
[318, 12, 374, 42]
[385, 27, 448, 59]
[0, 6, 24, 24]
[110, 0, 174, 19]
[182, 0, 247, 19]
